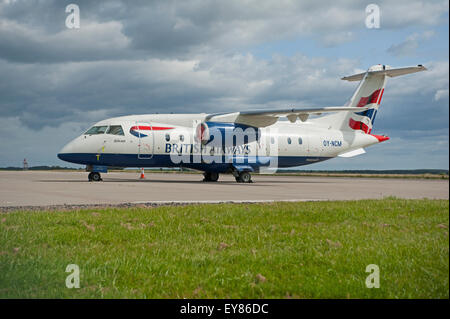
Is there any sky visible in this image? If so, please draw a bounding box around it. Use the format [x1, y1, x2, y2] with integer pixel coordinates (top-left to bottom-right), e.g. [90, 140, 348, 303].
[0, 0, 448, 170]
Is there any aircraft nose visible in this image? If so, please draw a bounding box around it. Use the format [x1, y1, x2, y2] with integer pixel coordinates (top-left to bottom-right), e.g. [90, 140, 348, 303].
[57, 153, 68, 161]
[57, 139, 78, 162]
[58, 142, 71, 155]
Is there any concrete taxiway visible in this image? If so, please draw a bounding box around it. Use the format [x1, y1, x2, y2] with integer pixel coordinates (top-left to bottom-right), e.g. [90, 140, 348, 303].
[0, 171, 448, 208]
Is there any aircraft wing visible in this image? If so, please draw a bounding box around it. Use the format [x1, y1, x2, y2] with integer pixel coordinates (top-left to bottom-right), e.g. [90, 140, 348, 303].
[206, 106, 370, 127]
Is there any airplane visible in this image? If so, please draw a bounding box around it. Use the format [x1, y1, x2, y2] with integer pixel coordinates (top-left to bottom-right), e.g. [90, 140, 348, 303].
[58, 64, 426, 183]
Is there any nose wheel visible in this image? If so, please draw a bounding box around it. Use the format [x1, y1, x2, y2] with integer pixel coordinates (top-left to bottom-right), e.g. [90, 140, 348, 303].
[88, 172, 102, 182]
[235, 171, 252, 183]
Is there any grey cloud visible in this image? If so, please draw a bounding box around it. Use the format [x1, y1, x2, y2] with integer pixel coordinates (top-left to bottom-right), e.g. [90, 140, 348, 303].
[374, 61, 449, 134]
[0, 0, 448, 169]
[1, 0, 447, 63]
[0, 53, 359, 131]
[0, 19, 136, 63]
[0, 53, 445, 134]
[434, 89, 449, 101]
[320, 32, 355, 48]
[387, 38, 419, 57]
[0, 116, 89, 167]
[387, 31, 435, 57]
[379, 0, 448, 28]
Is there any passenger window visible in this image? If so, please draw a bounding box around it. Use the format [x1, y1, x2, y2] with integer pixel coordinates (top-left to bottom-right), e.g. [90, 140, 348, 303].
[106, 125, 124, 136]
[165, 134, 170, 142]
[84, 126, 108, 135]
[287, 137, 292, 145]
[298, 137, 303, 145]
[271, 137, 275, 144]
[180, 135, 184, 142]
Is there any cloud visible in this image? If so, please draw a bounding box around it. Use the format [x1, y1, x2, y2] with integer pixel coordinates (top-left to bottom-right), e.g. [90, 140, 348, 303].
[0, 18, 134, 63]
[375, 61, 449, 134]
[387, 30, 435, 56]
[0, 53, 446, 135]
[434, 89, 449, 101]
[0, 0, 448, 168]
[0, 0, 448, 63]
[321, 31, 355, 47]
[379, 0, 449, 28]
[0, 116, 88, 167]
[0, 54, 360, 130]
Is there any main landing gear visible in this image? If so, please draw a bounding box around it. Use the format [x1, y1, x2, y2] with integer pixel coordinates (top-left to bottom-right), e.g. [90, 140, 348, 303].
[235, 171, 252, 183]
[203, 171, 253, 183]
[88, 172, 102, 182]
[203, 172, 219, 182]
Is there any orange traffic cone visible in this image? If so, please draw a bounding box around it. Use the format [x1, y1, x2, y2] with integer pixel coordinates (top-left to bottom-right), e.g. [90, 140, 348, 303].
[139, 168, 145, 179]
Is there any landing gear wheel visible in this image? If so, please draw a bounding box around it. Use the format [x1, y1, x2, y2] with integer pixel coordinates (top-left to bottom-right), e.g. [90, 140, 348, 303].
[203, 172, 219, 182]
[236, 171, 252, 183]
[89, 172, 102, 182]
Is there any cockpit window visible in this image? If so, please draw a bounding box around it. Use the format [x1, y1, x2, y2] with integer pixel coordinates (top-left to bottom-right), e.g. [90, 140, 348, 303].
[84, 126, 108, 135]
[106, 125, 124, 136]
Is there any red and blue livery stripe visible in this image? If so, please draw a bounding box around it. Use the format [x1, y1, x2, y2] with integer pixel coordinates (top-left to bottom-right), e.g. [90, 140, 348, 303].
[129, 125, 174, 137]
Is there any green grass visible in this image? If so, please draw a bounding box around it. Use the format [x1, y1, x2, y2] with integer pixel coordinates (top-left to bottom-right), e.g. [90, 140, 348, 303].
[0, 198, 448, 298]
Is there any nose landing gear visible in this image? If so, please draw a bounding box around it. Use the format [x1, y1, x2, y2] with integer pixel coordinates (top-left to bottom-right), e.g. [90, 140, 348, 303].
[88, 172, 102, 182]
[235, 171, 252, 183]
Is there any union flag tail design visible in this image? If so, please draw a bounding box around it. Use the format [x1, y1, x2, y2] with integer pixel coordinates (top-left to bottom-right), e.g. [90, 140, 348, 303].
[348, 86, 384, 134]
[341, 64, 387, 134]
[311, 64, 426, 133]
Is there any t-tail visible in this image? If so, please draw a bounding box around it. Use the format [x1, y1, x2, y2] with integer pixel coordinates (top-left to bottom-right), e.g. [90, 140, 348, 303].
[313, 64, 427, 137]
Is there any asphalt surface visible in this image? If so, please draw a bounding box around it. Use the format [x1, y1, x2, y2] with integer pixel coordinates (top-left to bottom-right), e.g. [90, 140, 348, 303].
[0, 171, 448, 208]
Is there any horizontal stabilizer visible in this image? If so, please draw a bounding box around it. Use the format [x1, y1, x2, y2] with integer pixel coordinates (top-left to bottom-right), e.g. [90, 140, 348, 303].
[342, 65, 427, 82]
[338, 148, 366, 158]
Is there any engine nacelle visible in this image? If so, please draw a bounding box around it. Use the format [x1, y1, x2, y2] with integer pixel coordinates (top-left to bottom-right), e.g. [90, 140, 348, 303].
[195, 122, 260, 147]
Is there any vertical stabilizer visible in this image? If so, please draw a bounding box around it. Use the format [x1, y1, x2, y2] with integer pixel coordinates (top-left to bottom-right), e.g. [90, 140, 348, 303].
[311, 64, 426, 132]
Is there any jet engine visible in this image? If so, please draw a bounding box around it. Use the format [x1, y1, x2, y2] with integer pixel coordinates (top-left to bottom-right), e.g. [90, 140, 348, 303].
[195, 121, 260, 147]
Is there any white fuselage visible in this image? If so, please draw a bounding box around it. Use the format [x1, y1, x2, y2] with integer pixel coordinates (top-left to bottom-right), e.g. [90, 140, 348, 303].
[58, 113, 382, 173]
[57, 64, 427, 179]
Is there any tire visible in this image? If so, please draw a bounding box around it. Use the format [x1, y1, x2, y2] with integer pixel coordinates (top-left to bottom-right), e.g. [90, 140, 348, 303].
[238, 171, 252, 183]
[203, 172, 219, 182]
[88, 172, 93, 181]
[91, 172, 102, 182]
[209, 172, 219, 182]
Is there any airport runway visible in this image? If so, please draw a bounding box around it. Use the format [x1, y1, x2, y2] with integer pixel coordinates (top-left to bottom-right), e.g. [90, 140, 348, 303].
[0, 171, 448, 208]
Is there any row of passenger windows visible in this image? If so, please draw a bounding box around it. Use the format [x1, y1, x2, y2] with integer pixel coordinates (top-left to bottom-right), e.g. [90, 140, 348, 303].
[270, 137, 303, 145]
[165, 135, 302, 144]
[84, 125, 124, 136]
[290, 137, 303, 145]
[165, 134, 184, 142]
[84, 127, 302, 145]
[165, 134, 302, 144]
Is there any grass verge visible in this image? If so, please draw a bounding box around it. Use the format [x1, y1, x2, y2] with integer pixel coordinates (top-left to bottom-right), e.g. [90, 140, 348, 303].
[0, 198, 448, 298]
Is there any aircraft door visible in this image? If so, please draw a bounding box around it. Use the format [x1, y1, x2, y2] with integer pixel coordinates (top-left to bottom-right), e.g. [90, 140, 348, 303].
[134, 122, 154, 159]
[257, 128, 271, 157]
[295, 131, 309, 156]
